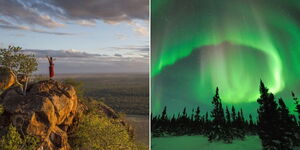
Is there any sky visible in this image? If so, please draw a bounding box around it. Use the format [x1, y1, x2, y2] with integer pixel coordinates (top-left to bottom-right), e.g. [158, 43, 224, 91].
[152, 0, 300, 116]
[0, 0, 149, 74]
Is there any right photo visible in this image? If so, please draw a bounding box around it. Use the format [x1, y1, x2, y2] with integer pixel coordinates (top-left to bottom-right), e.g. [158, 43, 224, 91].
[151, 0, 300, 150]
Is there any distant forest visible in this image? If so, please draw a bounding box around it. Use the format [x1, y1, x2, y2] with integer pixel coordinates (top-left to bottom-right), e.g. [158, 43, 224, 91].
[60, 74, 149, 115]
[152, 81, 300, 150]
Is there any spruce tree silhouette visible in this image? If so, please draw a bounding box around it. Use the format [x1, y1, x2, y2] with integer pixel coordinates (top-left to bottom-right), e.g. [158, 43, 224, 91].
[193, 106, 201, 134]
[292, 92, 300, 120]
[152, 115, 161, 137]
[248, 114, 255, 135]
[231, 106, 237, 123]
[240, 108, 246, 137]
[278, 98, 297, 149]
[225, 106, 231, 124]
[204, 112, 210, 136]
[169, 114, 176, 135]
[161, 106, 167, 121]
[236, 110, 245, 139]
[240, 109, 245, 124]
[151, 81, 300, 148]
[180, 107, 188, 134]
[208, 87, 226, 142]
[224, 106, 233, 143]
[291, 92, 300, 145]
[257, 80, 282, 149]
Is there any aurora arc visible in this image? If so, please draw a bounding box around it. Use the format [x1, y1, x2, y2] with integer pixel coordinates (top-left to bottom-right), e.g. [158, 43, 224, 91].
[152, 0, 300, 114]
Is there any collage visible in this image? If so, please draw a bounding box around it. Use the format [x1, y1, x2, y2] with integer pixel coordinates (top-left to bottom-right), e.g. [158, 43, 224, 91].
[0, 0, 300, 150]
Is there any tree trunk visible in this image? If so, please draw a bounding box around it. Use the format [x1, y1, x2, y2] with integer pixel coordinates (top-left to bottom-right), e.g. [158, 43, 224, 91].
[9, 69, 24, 94]
[23, 76, 29, 96]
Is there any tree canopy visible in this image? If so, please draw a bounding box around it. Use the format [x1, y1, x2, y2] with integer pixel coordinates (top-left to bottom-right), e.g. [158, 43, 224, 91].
[0, 46, 38, 95]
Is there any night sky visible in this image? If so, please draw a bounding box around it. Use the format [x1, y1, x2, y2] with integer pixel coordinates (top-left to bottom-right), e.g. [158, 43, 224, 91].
[151, 0, 300, 116]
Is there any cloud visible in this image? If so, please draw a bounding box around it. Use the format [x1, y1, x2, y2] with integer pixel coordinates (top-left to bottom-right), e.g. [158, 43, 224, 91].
[99, 45, 149, 58]
[76, 20, 96, 26]
[115, 34, 127, 40]
[0, 0, 148, 25]
[114, 53, 122, 57]
[49, 0, 149, 22]
[0, 24, 74, 36]
[0, 19, 10, 25]
[31, 29, 74, 35]
[107, 45, 150, 52]
[134, 25, 148, 36]
[0, 0, 63, 28]
[22, 49, 101, 58]
[0, 0, 149, 35]
[9, 33, 25, 37]
[128, 21, 149, 36]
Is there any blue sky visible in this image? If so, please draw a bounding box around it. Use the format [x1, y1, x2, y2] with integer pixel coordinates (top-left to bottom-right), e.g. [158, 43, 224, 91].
[0, 0, 149, 74]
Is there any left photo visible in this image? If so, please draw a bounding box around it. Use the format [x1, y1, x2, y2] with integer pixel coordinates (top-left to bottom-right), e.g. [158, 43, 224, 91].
[0, 0, 149, 150]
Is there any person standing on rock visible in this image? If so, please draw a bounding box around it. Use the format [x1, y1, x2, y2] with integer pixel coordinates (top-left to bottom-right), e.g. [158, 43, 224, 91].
[47, 56, 55, 79]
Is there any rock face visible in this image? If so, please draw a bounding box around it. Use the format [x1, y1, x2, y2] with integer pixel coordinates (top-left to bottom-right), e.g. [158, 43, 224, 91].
[0, 67, 15, 90]
[0, 80, 78, 150]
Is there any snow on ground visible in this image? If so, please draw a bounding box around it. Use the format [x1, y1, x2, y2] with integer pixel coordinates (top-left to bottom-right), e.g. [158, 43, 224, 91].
[152, 136, 262, 150]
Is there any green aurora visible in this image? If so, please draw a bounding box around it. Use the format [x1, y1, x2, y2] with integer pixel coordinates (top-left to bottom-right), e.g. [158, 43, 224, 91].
[152, 0, 300, 115]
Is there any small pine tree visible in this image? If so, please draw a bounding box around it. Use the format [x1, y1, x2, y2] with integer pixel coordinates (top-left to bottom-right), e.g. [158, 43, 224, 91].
[235, 111, 245, 139]
[194, 106, 201, 134]
[203, 112, 210, 136]
[231, 106, 237, 123]
[194, 106, 201, 123]
[205, 112, 209, 123]
[208, 87, 227, 142]
[248, 114, 255, 135]
[170, 114, 176, 133]
[182, 107, 187, 119]
[224, 106, 233, 143]
[161, 106, 167, 121]
[179, 107, 188, 134]
[240, 109, 245, 123]
[225, 106, 231, 124]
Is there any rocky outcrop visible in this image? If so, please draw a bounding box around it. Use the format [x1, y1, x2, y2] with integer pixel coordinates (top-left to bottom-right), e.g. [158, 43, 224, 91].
[0, 67, 15, 90]
[0, 80, 78, 150]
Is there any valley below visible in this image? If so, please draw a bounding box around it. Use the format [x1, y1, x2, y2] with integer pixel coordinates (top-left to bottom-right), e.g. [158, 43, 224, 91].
[53, 73, 149, 146]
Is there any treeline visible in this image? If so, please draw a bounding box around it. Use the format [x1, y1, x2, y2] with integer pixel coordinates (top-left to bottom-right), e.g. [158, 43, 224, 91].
[151, 80, 300, 150]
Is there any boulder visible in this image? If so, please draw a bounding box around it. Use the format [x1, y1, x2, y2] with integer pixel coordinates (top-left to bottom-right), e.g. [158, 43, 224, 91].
[0, 80, 78, 150]
[0, 67, 15, 90]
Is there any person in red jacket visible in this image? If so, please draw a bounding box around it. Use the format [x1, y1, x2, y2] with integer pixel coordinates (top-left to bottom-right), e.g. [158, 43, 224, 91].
[47, 56, 55, 79]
